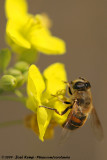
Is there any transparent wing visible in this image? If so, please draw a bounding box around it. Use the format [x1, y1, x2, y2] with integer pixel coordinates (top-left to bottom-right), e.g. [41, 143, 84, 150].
[58, 100, 78, 146]
[90, 107, 104, 141]
[58, 127, 71, 146]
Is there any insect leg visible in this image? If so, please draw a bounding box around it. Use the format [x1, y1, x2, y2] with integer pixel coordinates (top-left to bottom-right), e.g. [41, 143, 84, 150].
[51, 94, 71, 105]
[63, 81, 72, 95]
[39, 105, 73, 115]
[59, 106, 73, 115]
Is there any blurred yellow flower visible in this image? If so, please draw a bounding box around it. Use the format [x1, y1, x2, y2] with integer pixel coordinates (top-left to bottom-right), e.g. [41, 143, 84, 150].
[25, 114, 57, 140]
[5, 0, 66, 63]
[26, 63, 70, 141]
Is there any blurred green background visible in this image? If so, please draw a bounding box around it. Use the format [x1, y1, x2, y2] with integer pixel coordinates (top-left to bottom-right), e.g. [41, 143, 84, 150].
[0, 0, 107, 160]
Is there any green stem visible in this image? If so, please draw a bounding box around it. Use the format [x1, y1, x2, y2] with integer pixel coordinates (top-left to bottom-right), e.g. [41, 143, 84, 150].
[0, 120, 23, 128]
[0, 95, 26, 105]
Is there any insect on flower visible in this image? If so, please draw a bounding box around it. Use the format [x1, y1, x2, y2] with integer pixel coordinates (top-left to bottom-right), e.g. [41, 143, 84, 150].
[40, 77, 104, 141]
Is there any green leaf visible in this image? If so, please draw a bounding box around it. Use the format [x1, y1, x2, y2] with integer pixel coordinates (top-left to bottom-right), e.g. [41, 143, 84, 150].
[0, 49, 11, 73]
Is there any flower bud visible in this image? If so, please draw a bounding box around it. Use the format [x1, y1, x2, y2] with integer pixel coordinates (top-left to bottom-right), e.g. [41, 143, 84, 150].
[0, 75, 17, 91]
[6, 68, 22, 77]
[6, 68, 24, 87]
[14, 61, 29, 73]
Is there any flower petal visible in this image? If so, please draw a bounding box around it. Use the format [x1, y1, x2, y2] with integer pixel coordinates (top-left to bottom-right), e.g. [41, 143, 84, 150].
[27, 65, 45, 111]
[25, 114, 56, 140]
[43, 63, 67, 95]
[30, 27, 66, 55]
[26, 97, 37, 112]
[5, 0, 28, 20]
[37, 107, 52, 141]
[6, 20, 31, 49]
[53, 101, 70, 125]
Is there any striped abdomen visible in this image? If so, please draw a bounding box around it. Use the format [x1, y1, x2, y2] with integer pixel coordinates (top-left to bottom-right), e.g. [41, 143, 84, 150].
[63, 110, 87, 130]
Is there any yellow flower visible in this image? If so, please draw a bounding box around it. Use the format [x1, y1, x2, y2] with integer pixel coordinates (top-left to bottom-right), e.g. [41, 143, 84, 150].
[25, 114, 57, 140]
[26, 63, 70, 141]
[5, 0, 66, 63]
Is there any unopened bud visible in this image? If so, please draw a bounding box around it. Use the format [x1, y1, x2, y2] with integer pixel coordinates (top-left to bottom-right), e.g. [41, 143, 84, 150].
[6, 68, 22, 77]
[0, 75, 17, 91]
[14, 61, 29, 73]
[6, 68, 24, 87]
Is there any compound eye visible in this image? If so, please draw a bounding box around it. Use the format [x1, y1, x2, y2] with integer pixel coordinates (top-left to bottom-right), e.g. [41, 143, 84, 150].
[85, 82, 91, 88]
[73, 82, 85, 90]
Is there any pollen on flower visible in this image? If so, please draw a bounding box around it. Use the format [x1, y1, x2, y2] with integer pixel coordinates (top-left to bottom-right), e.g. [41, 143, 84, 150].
[45, 99, 49, 104]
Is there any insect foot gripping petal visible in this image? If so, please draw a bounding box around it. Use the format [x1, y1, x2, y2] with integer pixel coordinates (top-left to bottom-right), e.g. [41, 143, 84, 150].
[39, 105, 55, 111]
[39, 105, 72, 116]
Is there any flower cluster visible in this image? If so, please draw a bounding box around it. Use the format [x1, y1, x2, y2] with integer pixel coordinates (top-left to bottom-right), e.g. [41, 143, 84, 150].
[0, 0, 68, 142]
